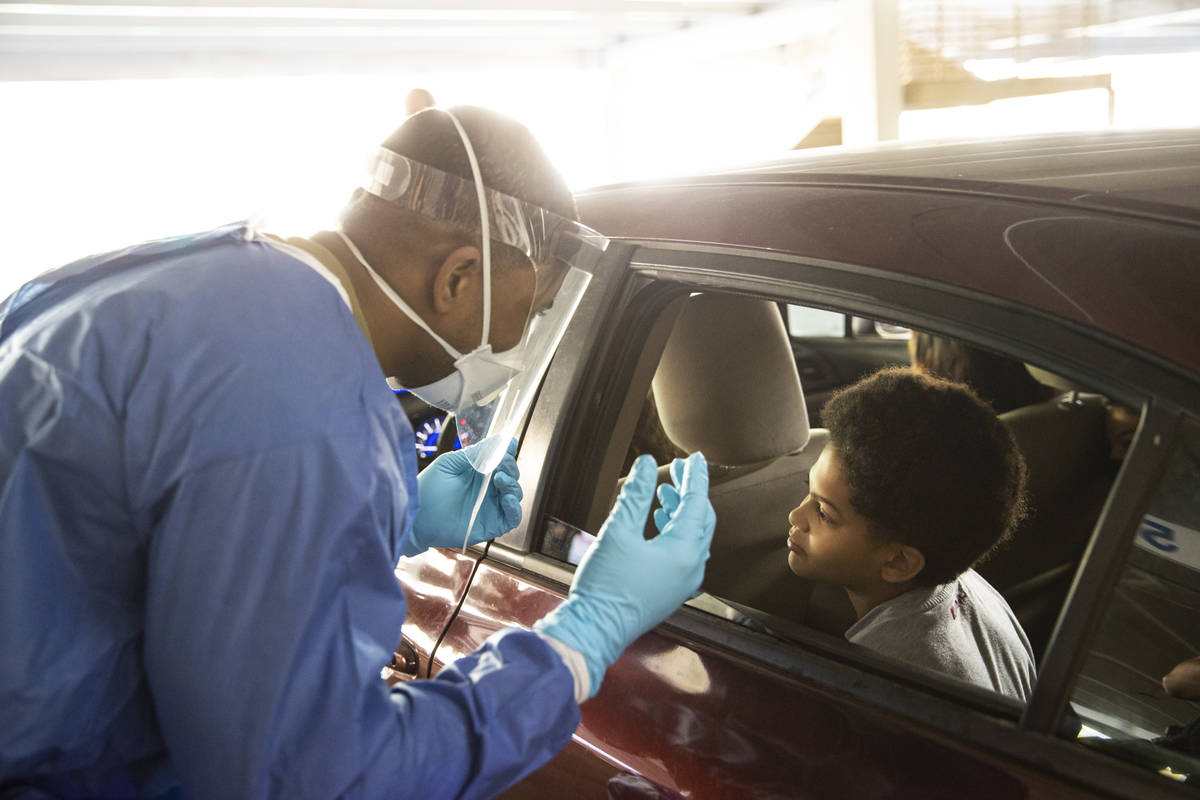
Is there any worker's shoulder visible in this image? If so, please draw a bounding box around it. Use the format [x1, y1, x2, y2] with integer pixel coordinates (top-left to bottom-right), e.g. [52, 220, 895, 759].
[44, 224, 371, 400]
[120, 231, 391, 468]
[139, 236, 366, 366]
[9, 223, 344, 338]
[130, 225, 345, 316]
[98, 228, 360, 360]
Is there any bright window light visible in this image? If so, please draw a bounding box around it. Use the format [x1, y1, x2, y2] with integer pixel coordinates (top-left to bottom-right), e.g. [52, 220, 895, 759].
[0, 65, 816, 296]
[900, 88, 1113, 140]
[0, 4, 576, 22]
[0, 71, 608, 296]
[4, 50, 1200, 298]
[901, 52, 1200, 141]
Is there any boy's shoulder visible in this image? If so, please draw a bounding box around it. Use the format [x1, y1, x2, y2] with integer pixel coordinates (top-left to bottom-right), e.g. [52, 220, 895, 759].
[845, 579, 955, 647]
[848, 570, 1016, 639]
[847, 570, 1036, 700]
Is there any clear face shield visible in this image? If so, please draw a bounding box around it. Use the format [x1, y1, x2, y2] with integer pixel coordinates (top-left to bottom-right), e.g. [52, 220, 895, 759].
[449, 233, 599, 473]
[348, 114, 607, 548]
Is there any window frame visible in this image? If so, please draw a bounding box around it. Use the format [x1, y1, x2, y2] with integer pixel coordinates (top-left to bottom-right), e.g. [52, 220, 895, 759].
[493, 238, 1200, 797]
[1022, 402, 1182, 733]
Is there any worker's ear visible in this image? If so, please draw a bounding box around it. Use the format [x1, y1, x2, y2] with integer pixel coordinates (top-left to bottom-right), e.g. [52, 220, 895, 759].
[431, 245, 481, 314]
[880, 543, 925, 585]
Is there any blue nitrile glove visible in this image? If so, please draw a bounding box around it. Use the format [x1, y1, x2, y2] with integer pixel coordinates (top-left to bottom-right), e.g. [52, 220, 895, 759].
[405, 437, 523, 557]
[534, 451, 716, 698]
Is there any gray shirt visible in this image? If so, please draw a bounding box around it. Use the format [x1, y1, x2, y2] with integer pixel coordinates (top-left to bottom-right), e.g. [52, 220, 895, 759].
[845, 569, 1037, 701]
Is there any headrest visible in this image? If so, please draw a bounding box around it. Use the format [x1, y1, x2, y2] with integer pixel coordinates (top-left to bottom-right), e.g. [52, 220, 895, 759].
[1000, 392, 1109, 503]
[652, 294, 809, 466]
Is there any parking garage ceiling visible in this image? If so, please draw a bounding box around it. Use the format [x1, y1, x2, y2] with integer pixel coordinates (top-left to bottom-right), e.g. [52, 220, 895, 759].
[2, 0, 1199, 81]
[1, 0, 804, 79]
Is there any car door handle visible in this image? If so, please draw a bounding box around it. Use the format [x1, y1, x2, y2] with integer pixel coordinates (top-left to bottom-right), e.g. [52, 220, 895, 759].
[383, 637, 421, 680]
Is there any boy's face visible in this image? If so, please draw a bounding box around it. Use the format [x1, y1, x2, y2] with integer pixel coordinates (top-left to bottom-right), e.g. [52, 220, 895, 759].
[786, 446, 893, 592]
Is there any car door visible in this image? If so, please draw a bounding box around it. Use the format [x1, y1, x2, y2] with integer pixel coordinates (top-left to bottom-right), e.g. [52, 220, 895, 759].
[403, 212, 1200, 798]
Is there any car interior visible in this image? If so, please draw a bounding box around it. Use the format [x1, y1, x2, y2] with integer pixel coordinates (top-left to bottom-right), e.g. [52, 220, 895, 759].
[591, 290, 1119, 662]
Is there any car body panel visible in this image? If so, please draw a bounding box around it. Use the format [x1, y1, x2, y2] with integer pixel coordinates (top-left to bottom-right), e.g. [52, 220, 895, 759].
[434, 560, 1100, 799]
[389, 549, 478, 679]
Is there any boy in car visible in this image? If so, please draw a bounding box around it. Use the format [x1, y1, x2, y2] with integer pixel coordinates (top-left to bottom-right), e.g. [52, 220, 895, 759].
[787, 367, 1037, 701]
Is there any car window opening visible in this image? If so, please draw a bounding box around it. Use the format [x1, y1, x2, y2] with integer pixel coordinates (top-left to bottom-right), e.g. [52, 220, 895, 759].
[547, 291, 1137, 682]
[535, 279, 1200, 785]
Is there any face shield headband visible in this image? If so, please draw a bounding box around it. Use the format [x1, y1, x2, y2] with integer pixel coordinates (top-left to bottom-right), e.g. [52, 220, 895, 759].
[364, 145, 606, 279]
[353, 114, 608, 489]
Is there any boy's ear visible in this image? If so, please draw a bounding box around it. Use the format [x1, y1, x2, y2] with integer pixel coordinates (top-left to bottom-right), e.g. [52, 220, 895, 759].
[880, 544, 925, 585]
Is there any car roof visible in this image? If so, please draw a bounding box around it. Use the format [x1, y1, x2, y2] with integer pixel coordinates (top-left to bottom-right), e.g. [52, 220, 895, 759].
[577, 128, 1200, 378]
[580, 129, 1200, 218]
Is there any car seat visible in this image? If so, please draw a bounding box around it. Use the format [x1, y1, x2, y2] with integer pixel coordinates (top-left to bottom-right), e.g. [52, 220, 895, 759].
[651, 293, 852, 628]
[976, 392, 1113, 659]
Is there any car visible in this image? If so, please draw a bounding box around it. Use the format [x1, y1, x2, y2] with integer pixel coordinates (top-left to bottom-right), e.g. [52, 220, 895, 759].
[388, 128, 1200, 798]
[395, 389, 460, 467]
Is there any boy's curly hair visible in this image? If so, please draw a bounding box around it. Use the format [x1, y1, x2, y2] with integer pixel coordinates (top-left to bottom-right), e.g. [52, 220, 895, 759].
[822, 367, 1027, 587]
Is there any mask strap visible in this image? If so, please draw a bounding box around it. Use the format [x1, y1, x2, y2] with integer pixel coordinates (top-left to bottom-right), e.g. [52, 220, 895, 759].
[335, 230, 465, 360]
[442, 109, 491, 351]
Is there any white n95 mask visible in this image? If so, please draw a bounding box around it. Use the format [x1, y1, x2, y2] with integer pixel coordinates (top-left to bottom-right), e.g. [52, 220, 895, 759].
[335, 229, 521, 414]
[402, 370, 463, 414]
[394, 344, 519, 414]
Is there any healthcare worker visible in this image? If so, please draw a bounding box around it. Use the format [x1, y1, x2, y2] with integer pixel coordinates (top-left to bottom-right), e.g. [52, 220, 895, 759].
[0, 106, 716, 799]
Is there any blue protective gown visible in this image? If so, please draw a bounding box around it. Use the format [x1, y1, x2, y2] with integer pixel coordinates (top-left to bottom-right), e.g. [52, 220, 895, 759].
[0, 223, 579, 799]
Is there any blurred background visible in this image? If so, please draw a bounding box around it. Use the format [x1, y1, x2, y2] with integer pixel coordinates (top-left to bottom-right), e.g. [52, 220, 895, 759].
[3, 0, 1200, 295]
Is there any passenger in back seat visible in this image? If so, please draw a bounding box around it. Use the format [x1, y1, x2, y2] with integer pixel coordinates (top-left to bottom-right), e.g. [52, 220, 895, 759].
[908, 331, 1054, 414]
[785, 368, 1037, 701]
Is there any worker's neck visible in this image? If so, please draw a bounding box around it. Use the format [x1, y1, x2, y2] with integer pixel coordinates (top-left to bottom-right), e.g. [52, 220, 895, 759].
[309, 230, 453, 385]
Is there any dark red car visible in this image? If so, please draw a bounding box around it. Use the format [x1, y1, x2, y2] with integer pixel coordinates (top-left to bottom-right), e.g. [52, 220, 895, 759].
[392, 129, 1200, 798]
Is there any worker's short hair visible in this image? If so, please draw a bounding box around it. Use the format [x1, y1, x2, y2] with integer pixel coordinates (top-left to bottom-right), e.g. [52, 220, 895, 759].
[382, 105, 576, 222]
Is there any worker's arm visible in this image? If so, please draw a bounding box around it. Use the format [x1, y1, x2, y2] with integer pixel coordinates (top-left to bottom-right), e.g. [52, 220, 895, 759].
[535, 453, 716, 697]
[123, 240, 580, 798]
[141, 428, 579, 800]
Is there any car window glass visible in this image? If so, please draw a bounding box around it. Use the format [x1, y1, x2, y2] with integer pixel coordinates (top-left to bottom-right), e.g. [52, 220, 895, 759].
[786, 304, 844, 338]
[541, 516, 596, 565]
[1070, 416, 1200, 783]
[538, 289, 1131, 710]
